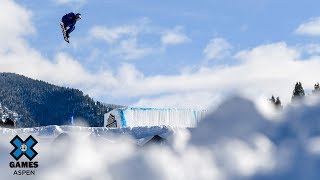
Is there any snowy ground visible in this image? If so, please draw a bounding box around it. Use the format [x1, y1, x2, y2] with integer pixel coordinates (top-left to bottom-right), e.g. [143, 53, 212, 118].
[1, 96, 320, 180]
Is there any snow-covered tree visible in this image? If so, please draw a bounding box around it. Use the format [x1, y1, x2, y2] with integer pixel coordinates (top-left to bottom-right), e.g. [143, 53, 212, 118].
[312, 82, 320, 94]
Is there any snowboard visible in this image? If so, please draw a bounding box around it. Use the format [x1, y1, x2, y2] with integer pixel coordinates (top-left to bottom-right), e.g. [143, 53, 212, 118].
[60, 22, 69, 43]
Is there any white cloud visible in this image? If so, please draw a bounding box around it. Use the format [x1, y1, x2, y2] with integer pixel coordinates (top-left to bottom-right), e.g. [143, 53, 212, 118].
[111, 38, 154, 60]
[161, 26, 191, 46]
[234, 42, 299, 62]
[90, 21, 191, 60]
[0, 0, 35, 49]
[203, 37, 232, 60]
[89, 19, 155, 60]
[107, 42, 320, 108]
[90, 25, 139, 44]
[295, 17, 320, 36]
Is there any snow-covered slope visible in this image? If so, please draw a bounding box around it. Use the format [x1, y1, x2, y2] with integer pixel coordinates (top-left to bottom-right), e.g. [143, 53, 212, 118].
[1, 96, 320, 180]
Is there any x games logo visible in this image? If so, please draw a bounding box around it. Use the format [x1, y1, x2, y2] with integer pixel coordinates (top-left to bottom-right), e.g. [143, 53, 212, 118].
[9, 135, 39, 176]
[10, 135, 38, 161]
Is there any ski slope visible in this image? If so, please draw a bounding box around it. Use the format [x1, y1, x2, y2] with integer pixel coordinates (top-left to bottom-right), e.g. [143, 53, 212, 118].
[1, 96, 320, 180]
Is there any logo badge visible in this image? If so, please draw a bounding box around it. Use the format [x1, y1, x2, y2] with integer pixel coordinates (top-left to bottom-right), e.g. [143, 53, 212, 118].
[106, 114, 117, 127]
[10, 135, 38, 161]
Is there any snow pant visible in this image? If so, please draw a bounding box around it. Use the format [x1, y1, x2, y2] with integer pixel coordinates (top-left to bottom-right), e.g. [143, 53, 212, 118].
[66, 25, 75, 36]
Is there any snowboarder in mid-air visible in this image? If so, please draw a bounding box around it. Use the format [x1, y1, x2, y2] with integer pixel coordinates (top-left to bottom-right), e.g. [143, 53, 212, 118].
[60, 12, 81, 43]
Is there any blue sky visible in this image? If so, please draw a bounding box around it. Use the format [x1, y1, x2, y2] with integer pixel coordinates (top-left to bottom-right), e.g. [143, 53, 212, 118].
[21, 0, 313, 64]
[3, 0, 320, 108]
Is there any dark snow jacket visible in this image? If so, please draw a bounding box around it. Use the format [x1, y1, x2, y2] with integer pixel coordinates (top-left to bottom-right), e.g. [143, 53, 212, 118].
[62, 12, 77, 27]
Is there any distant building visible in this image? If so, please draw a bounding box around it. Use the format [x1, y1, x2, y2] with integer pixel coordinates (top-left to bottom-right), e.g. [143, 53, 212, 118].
[104, 107, 206, 128]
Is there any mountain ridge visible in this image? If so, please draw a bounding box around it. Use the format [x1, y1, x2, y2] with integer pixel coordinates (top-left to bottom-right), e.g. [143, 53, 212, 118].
[0, 72, 121, 127]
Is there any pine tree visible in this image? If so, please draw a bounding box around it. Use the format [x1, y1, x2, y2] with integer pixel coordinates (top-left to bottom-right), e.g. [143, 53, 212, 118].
[269, 95, 276, 103]
[269, 95, 282, 109]
[292, 82, 305, 101]
[275, 97, 282, 109]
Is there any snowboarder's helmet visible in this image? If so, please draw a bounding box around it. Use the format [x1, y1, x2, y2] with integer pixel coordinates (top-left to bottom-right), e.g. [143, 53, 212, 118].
[76, 13, 81, 20]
